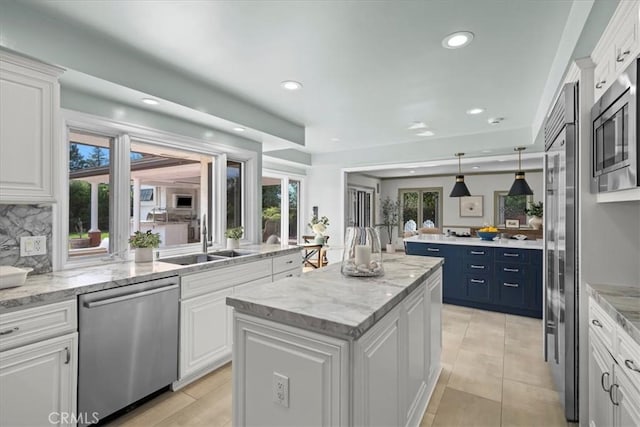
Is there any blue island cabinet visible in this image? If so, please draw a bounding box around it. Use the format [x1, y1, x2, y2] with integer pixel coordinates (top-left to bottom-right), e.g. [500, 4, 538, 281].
[405, 242, 542, 318]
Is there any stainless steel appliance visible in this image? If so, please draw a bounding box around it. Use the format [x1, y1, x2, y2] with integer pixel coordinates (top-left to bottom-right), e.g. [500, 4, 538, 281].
[544, 82, 579, 421]
[78, 276, 179, 424]
[591, 56, 639, 193]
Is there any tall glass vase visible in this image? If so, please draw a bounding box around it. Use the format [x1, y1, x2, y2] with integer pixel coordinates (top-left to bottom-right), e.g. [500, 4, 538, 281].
[341, 227, 384, 277]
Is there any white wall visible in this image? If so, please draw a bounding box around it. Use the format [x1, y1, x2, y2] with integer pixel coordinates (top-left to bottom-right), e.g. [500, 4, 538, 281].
[380, 171, 543, 245]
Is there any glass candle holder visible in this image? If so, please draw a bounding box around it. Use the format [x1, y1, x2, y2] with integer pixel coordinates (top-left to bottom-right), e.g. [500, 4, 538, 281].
[341, 227, 384, 277]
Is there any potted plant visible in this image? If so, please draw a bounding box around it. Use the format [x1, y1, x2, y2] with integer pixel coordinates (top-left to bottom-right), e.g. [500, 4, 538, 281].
[129, 230, 161, 262]
[376, 197, 400, 253]
[308, 215, 329, 244]
[225, 226, 244, 249]
[525, 201, 543, 230]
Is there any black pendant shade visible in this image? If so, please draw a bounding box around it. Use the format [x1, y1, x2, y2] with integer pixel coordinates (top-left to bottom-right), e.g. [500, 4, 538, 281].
[450, 175, 471, 197]
[450, 153, 471, 197]
[508, 171, 533, 196]
[508, 147, 533, 196]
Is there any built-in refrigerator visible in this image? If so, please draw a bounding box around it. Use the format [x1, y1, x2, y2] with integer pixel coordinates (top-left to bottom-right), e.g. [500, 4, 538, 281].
[544, 82, 579, 422]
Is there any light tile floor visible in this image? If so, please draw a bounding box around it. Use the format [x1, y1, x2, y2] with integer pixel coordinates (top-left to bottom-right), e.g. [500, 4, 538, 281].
[107, 304, 575, 427]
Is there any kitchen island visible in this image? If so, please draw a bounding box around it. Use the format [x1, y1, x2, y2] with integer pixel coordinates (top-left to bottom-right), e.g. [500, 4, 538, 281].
[404, 234, 542, 317]
[226, 254, 443, 427]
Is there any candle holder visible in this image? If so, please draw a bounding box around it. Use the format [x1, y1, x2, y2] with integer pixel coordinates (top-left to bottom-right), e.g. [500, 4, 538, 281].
[341, 227, 384, 277]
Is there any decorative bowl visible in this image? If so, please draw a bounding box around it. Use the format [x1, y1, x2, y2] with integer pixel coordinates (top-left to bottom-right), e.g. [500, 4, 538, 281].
[476, 231, 498, 241]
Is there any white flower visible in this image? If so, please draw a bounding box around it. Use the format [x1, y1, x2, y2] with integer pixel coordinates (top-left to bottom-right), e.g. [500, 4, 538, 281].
[312, 223, 326, 235]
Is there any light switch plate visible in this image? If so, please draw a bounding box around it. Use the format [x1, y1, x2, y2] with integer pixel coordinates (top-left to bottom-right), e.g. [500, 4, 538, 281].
[20, 236, 47, 256]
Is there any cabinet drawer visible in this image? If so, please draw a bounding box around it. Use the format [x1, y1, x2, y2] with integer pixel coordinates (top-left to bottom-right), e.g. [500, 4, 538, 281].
[495, 248, 528, 263]
[181, 259, 272, 299]
[495, 278, 527, 308]
[589, 298, 616, 349]
[273, 267, 302, 282]
[272, 251, 301, 274]
[0, 300, 77, 352]
[462, 246, 493, 260]
[463, 260, 492, 273]
[405, 242, 453, 257]
[617, 328, 640, 392]
[463, 274, 491, 302]
[496, 262, 527, 278]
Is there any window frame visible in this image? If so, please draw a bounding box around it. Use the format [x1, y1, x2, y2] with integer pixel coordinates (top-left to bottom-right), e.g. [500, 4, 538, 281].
[56, 109, 258, 270]
[262, 169, 305, 244]
[397, 187, 444, 235]
[493, 190, 533, 226]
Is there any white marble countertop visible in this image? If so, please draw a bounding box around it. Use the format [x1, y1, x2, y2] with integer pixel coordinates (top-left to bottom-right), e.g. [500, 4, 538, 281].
[587, 283, 640, 346]
[0, 245, 301, 312]
[227, 254, 443, 340]
[404, 234, 543, 250]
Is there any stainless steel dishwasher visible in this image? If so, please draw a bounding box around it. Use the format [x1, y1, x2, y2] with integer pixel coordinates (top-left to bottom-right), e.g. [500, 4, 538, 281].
[78, 276, 180, 424]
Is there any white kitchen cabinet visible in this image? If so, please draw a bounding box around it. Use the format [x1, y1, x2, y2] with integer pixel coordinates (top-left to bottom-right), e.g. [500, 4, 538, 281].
[0, 332, 77, 427]
[427, 269, 442, 386]
[403, 283, 428, 426]
[0, 47, 64, 203]
[591, 1, 640, 103]
[588, 297, 640, 427]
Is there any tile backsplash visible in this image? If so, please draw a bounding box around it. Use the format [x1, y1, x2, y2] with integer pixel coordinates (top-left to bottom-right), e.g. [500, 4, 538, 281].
[0, 204, 53, 274]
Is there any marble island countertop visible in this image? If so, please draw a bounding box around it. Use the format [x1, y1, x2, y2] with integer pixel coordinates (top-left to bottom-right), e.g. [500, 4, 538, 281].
[587, 283, 640, 346]
[404, 234, 543, 250]
[0, 244, 301, 312]
[227, 254, 443, 340]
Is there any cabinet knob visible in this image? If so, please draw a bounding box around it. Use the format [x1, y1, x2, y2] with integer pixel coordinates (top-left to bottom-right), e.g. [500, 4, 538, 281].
[503, 282, 519, 288]
[609, 383, 620, 406]
[591, 319, 603, 328]
[64, 347, 71, 365]
[601, 371, 611, 392]
[0, 327, 19, 336]
[470, 264, 485, 269]
[616, 50, 631, 62]
[595, 80, 606, 89]
[470, 279, 485, 284]
[625, 359, 640, 373]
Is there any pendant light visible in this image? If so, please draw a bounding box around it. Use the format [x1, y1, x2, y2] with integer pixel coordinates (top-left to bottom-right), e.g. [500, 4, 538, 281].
[450, 153, 471, 197]
[508, 146, 533, 196]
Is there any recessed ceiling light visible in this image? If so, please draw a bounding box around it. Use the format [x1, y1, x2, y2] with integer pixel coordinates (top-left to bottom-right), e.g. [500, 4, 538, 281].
[233, 127, 245, 132]
[442, 31, 474, 49]
[331, 137, 340, 142]
[204, 131, 214, 138]
[141, 98, 159, 105]
[408, 121, 428, 130]
[416, 130, 435, 137]
[488, 117, 504, 125]
[466, 108, 485, 115]
[409, 170, 416, 174]
[280, 80, 303, 91]
[472, 166, 480, 170]
[481, 150, 492, 153]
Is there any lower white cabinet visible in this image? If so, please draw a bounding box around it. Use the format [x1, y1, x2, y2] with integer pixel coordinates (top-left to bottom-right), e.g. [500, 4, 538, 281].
[588, 297, 640, 427]
[427, 270, 442, 385]
[0, 332, 78, 427]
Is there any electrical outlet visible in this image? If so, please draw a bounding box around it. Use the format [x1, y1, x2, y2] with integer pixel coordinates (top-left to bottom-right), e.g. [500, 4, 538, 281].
[20, 236, 47, 257]
[272, 372, 289, 408]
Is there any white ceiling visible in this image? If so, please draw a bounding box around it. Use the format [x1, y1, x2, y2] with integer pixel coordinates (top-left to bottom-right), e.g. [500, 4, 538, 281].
[27, 0, 579, 159]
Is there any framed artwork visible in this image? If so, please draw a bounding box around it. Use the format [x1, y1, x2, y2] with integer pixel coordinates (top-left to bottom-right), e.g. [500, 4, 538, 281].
[505, 219, 520, 228]
[459, 196, 483, 217]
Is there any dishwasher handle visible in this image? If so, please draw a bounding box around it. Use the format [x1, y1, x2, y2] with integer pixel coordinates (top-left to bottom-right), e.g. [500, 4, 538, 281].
[83, 284, 179, 308]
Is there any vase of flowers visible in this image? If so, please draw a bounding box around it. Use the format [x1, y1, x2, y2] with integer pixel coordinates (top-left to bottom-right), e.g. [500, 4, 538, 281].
[308, 215, 329, 244]
[129, 230, 161, 262]
[224, 226, 244, 249]
[525, 201, 543, 230]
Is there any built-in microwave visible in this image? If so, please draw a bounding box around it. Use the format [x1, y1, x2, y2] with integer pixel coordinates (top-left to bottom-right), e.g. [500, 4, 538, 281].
[591, 57, 639, 193]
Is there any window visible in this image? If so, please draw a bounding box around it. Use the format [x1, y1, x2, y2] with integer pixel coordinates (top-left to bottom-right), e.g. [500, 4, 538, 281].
[494, 191, 532, 226]
[67, 131, 112, 257]
[227, 160, 243, 229]
[261, 174, 303, 245]
[347, 186, 374, 227]
[399, 188, 443, 233]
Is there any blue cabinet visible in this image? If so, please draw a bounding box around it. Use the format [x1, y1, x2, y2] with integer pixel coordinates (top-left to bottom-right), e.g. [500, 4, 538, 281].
[405, 242, 542, 318]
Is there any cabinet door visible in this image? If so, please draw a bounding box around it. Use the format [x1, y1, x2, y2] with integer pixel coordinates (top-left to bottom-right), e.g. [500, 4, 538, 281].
[180, 288, 233, 379]
[0, 333, 77, 427]
[589, 332, 615, 427]
[428, 272, 442, 387]
[615, 367, 640, 427]
[0, 55, 60, 203]
[404, 284, 427, 425]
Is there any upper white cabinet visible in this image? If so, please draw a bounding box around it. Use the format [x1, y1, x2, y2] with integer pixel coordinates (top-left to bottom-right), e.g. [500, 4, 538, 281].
[0, 48, 64, 203]
[591, 1, 640, 102]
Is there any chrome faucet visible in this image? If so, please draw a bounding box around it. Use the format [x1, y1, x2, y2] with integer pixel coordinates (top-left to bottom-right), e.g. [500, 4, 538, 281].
[201, 214, 208, 253]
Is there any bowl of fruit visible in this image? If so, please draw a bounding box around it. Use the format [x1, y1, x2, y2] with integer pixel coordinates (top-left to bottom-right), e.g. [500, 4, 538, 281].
[476, 226, 499, 241]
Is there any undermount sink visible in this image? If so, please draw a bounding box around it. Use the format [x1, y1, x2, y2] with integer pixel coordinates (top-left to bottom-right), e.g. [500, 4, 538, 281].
[160, 253, 228, 265]
[212, 249, 258, 258]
